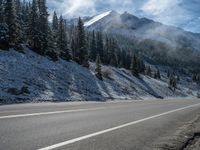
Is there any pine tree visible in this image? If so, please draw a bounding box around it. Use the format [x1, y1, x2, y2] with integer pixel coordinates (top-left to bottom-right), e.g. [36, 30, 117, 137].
[119, 49, 125, 68]
[19, 0, 26, 42]
[131, 55, 139, 77]
[28, 0, 40, 52]
[192, 74, 197, 82]
[146, 66, 152, 77]
[197, 74, 200, 83]
[0, 0, 5, 22]
[157, 69, 161, 79]
[109, 38, 117, 67]
[0, 23, 9, 49]
[139, 60, 146, 73]
[51, 11, 59, 49]
[104, 35, 110, 64]
[71, 25, 79, 62]
[0, 0, 9, 49]
[172, 76, 177, 91]
[177, 75, 180, 82]
[77, 17, 89, 67]
[4, 0, 21, 47]
[21, 0, 30, 42]
[95, 54, 103, 80]
[85, 31, 90, 54]
[15, 0, 23, 44]
[96, 31, 104, 62]
[15, 0, 21, 17]
[47, 26, 56, 51]
[117, 49, 123, 68]
[70, 37, 76, 60]
[45, 28, 59, 61]
[37, 0, 48, 55]
[169, 75, 173, 89]
[57, 16, 70, 61]
[154, 71, 158, 79]
[52, 11, 58, 31]
[21, 0, 29, 24]
[167, 70, 170, 78]
[169, 75, 177, 92]
[89, 31, 97, 61]
[124, 52, 131, 69]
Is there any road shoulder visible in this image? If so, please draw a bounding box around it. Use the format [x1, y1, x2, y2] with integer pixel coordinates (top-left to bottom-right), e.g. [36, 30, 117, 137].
[154, 114, 200, 150]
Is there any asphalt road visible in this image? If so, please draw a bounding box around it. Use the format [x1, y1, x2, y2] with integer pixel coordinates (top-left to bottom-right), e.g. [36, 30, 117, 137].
[0, 99, 200, 150]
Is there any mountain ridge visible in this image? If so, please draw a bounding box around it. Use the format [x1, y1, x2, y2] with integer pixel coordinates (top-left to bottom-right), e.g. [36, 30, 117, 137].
[78, 10, 200, 71]
[84, 10, 200, 51]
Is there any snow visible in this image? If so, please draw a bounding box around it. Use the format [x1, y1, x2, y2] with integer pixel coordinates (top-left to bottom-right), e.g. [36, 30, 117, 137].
[84, 11, 112, 27]
[0, 48, 199, 104]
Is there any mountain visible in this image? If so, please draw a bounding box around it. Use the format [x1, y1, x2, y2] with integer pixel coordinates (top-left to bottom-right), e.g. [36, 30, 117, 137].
[83, 11, 200, 70]
[84, 11, 200, 51]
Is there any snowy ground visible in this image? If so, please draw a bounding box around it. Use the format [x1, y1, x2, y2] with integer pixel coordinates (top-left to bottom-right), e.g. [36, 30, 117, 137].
[0, 48, 199, 104]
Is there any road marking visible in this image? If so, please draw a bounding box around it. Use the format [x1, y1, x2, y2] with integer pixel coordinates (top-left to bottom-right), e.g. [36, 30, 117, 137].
[0, 107, 107, 119]
[38, 102, 200, 150]
[0, 105, 132, 119]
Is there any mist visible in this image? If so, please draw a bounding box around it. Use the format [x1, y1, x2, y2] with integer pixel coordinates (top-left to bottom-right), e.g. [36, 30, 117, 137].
[41, 0, 200, 33]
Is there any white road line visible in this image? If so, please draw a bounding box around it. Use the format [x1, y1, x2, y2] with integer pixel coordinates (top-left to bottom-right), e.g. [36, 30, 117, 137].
[0, 107, 106, 119]
[0, 105, 131, 119]
[38, 102, 200, 150]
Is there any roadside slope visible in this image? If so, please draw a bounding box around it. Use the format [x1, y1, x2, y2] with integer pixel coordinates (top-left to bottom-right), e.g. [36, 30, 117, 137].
[0, 49, 199, 103]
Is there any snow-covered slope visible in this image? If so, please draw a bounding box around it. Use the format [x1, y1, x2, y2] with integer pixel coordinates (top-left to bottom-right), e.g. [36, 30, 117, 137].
[0, 49, 199, 104]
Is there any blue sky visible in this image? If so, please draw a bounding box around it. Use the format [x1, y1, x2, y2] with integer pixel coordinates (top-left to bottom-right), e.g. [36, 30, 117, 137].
[45, 0, 200, 33]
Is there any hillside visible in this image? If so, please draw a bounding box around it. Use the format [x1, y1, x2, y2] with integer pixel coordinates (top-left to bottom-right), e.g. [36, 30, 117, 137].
[0, 48, 199, 104]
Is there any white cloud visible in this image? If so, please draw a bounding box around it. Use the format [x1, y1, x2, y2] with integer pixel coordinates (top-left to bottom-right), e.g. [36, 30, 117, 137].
[63, 0, 96, 16]
[141, 0, 181, 16]
[47, 0, 96, 17]
[140, 0, 193, 29]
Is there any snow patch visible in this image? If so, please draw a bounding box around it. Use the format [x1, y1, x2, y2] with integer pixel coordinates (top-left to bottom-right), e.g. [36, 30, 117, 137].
[84, 11, 112, 27]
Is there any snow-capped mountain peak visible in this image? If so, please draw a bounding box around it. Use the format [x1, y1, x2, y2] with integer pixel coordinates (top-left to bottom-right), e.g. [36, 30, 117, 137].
[84, 10, 117, 27]
[84, 11, 200, 51]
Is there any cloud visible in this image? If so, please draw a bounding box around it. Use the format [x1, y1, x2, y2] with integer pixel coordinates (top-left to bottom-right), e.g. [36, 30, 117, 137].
[43, 0, 200, 33]
[46, 0, 96, 17]
[47, 0, 142, 17]
[140, 0, 200, 33]
[141, 0, 188, 24]
[141, 0, 181, 16]
[62, 0, 96, 17]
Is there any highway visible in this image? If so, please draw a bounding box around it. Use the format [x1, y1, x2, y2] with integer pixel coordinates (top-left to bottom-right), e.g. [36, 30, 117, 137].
[0, 99, 200, 150]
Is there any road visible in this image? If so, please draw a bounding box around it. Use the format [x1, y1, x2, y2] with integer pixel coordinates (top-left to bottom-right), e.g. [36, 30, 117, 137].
[0, 99, 200, 150]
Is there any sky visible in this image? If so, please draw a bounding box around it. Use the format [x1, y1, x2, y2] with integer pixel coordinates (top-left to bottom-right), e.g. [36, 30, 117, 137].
[45, 0, 200, 33]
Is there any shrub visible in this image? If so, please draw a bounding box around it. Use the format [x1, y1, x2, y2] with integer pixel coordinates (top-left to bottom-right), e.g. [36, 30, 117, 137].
[102, 69, 112, 80]
[21, 86, 30, 94]
[7, 88, 21, 95]
[7, 86, 30, 95]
